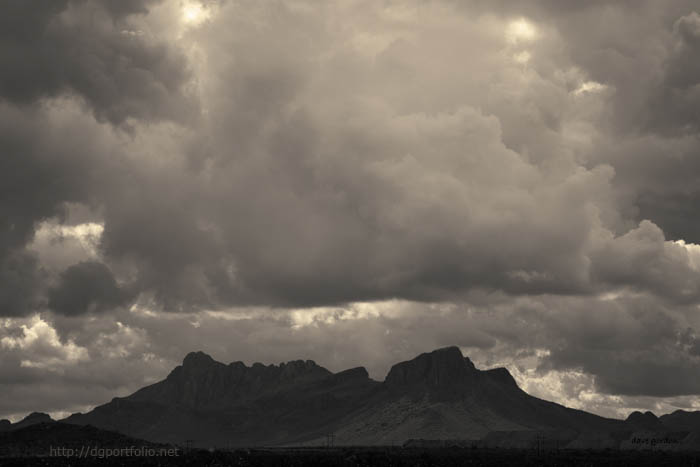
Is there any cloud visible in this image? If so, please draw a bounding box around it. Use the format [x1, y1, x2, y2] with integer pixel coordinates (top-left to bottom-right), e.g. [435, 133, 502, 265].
[85, 2, 614, 307]
[590, 220, 700, 303]
[0, 99, 118, 317]
[4, 0, 699, 312]
[0, 313, 168, 420]
[648, 11, 700, 135]
[4, 291, 700, 420]
[29, 221, 104, 273]
[2, 0, 700, 418]
[0, 252, 44, 318]
[48, 261, 131, 316]
[0, 0, 195, 125]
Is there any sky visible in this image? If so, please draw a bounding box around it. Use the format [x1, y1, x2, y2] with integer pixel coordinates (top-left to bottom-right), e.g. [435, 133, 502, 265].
[2, 0, 700, 422]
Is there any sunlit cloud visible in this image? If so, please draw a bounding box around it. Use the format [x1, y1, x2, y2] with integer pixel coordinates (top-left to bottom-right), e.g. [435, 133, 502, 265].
[513, 50, 531, 64]
[34, 222, 104, 255]
[1, 316, 89, 369]
[29, 221, 105, 271]
[506, 18, 538, 44]
[573, 80, 608, 96]
[181, 1, 211, 27]
[675, 240, 700, 271]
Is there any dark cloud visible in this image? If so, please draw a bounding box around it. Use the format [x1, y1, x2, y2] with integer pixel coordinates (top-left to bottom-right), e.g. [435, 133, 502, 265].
[48, 261, 130, 315]
[543, 329, 700, 398]
[522, 3, 700, 245]
[0, 0, 181, 319]
[0, 101, 111, 317]
[590, 221, 700, 304]
[636, 193, 700, 245]
[647, 11, 700, 135]
[526, 295, 700, 397]
[0, 252, 44, 317]
[92, 0, 161, 18]
[0, 0, 194, 125]
[2, 0, 700, 419]
[459, 1, 700, 244]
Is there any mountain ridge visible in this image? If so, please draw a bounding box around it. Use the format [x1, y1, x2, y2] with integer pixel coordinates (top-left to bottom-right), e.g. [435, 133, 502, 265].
[55, 346, 700, 447]
[0, 412, 54, 432]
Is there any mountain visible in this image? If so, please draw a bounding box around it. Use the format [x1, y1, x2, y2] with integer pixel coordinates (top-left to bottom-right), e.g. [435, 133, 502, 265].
[62, 346, 632, 447]
[0, 413, 54, 433]
[0, 422, 169, 457]
[660, 410, 700, 432]
[64, 351, 379, 447]
[625, 411, 664, 431]
[327, 346, 624, 444]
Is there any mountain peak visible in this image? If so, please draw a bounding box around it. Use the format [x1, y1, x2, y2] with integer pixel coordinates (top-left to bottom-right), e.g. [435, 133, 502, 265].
[277, 359, 330, 381]
[626, 410, 658, 421]
[182, 351, 216, 367]
[384, 346, 477, 388]
[62, 346, 630, 447]
[483, 367, 518, 387]
[12, 412, 53, 430]
[20, 412, 52, 423]
[331, 367, 370, 385]
[626, 410, 663, 430]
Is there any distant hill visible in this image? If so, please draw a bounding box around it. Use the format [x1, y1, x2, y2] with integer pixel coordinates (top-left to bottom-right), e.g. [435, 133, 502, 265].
[0, 412, 54, 432]
[626, 411, 665, 431]
[0, 422, 168, 457]
[660, 410, 700, 432]
[62, 346, 633, 447]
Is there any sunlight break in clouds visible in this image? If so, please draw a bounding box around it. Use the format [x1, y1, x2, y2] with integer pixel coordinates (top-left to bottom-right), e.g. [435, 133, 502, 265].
[506, 18, 538, 44]
[181, 1, 211, 26]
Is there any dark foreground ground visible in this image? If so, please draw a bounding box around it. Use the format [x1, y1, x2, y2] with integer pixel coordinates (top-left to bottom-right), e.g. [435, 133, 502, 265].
[5, 447, 700, 467]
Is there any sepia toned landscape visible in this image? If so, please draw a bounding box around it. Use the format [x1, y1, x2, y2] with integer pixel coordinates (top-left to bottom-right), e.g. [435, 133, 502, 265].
[3, 0, 700, 465]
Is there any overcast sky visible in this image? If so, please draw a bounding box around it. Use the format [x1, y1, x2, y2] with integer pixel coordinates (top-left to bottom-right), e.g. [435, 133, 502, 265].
[2, 0, 700, 422]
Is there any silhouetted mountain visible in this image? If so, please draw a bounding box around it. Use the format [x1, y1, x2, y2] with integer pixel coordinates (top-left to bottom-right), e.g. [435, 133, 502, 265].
[61, 346, 636, 447]
[64, 350, 377, 447]
[0, 420, 10, 432]
[626, 411, 664, 431]
[4, 413, 54, 431]
[0, 422, 168, 457]
[330, 347, 626, 444]
[385, 346, 477, 390]
[660, 410, 700, 432]
[128, 350, 333, 410]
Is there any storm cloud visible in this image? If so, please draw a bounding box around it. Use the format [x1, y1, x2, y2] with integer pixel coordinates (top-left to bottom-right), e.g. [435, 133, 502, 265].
[48, 261, 131, 316]
[1, 0, 700, 421]
[0, 0, 194, 124]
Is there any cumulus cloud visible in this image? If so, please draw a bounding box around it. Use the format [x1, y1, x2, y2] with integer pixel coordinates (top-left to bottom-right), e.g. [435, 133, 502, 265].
[88, 0, 657, 308]
[649, 11, 700, 135]
[2, 0, 700, 419]
[0, 99, 119, 317]
[0, 0, 195, 125]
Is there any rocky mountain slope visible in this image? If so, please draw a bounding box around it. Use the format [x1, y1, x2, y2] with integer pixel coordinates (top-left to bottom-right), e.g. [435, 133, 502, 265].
[62, 346, 637, 447]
